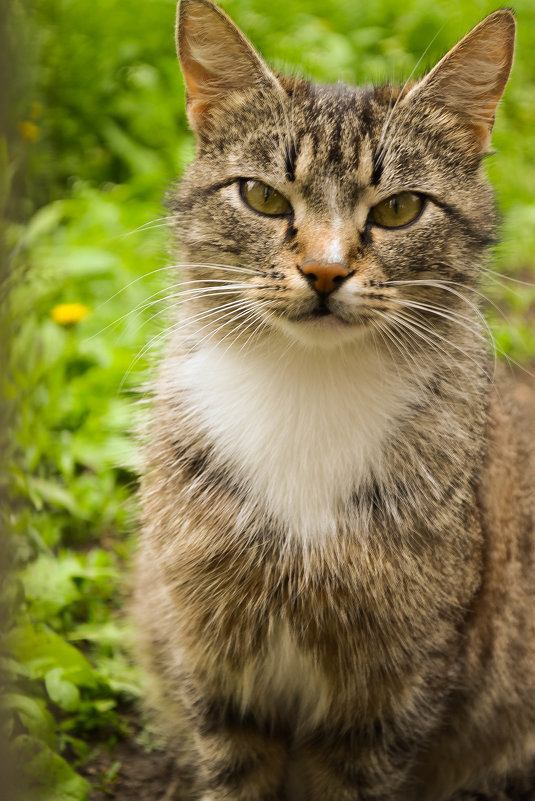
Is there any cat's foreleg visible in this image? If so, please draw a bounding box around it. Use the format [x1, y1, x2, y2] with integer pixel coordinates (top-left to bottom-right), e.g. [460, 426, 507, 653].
[296, 727, 416, 801]
[186, 706, 287, 801]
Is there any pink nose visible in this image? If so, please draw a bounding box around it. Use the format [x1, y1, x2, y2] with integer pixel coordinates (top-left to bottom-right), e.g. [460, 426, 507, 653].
[300, 262, 350, 295]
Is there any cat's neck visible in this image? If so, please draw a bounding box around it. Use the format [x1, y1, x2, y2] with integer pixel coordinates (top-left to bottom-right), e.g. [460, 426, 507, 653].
[174, 332, 432, 543]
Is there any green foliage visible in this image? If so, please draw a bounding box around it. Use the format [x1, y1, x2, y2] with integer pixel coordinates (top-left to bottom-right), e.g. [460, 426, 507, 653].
[3, 0, 535, 797]
[3, 182, 162, 797]
[12, 734, 92, 801]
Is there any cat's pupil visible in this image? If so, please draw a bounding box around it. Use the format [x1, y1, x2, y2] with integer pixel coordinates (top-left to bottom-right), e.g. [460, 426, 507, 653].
[391, 197, 399, 214]
[264, 186, 271, 203]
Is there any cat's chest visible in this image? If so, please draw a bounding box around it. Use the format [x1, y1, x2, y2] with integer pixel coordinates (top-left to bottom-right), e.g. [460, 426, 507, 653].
[178, 339, 419, 542]
[238, 620, 333, 731]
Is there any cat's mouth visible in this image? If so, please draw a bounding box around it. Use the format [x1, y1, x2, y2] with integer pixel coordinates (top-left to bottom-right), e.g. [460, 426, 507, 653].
[309, 303, 333, 319]
[301, 304, 351, 327]
[304, 298, 351, 325]
[272, 298, 370, 347]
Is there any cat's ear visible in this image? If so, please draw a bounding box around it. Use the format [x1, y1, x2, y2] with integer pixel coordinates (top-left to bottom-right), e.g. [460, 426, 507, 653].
[406, 10, 516, 150]
[176, 0, 279, 132]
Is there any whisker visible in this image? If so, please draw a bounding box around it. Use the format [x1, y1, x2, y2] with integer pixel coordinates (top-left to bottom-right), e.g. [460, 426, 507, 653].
[235, 314, 269, 355]
[386, 295, 498, 377]
[387, 309, 493, 382]
[193, 301, 263, 351]
[386, 297, 486, 340]
[384, 277, 518, 350]
[175, 298, 256, 331]
[370, 314, 412, 382]
[384, 277, 510, 322]
[93, 265, 184, 312]
[93, 262, 262, 324]
[87, 284, 252, 341]
[371, 309, 431, 387]
[483, 272, 535, 304]
[484, 268, 535, 288]
[388, 313, 470, 379]
[119, 299, 253, 390]
[130, 289, 254, 336]
[399, 300, 534, 379]
[221, 304, 268, 355]
[122, 218, 176, 238]
[233, 299, 281, 354]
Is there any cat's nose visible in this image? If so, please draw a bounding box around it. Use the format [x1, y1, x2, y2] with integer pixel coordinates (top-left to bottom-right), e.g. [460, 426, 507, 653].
[299, 262, 352, 296]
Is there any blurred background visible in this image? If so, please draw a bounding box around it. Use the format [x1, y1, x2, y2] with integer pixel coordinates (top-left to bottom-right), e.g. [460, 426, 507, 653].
[2, 0, 535, 797]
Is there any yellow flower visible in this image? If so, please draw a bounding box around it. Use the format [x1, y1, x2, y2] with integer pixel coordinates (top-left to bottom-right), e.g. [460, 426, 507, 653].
[51, 303, 90, 326]
[19, 121, 40, 142]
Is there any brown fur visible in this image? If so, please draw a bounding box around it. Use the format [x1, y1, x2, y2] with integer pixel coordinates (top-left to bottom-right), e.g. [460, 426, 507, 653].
[134, 3, 535, 799]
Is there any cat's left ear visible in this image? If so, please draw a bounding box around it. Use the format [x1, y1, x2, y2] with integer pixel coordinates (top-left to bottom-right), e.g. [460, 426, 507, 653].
[176, 0, 281, 133]
[406, 10, 516, 151]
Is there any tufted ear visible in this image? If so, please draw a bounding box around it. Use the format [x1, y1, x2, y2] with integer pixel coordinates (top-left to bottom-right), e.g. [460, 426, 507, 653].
[176, 0, 279, 132]
[406, 10, 516, 151]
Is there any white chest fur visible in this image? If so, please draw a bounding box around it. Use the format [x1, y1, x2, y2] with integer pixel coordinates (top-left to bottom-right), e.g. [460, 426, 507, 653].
[239, 620, 332, 733]
[177, 334, 420, 543]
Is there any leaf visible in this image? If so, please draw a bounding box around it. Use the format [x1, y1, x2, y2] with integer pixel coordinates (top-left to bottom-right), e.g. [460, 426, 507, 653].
[103, 760, 122, 783]
[94, 652, 142, 699]
[26, 476, 82, 516]
[68, 620, 125, 646]
[55, 246, 119, 278]
[3, 694, 57, 747]
[5, 622, 98, 688]
[12, 735, 91, 801]
[45, 668, 81, 712]
[0, 655, 30, 679]
[59, 734, 91, 762]
[92, 699, 117, 713]
[19, 554, 82, 618]
[23, 202, 65, 248]
[69, 432, 133, 472]
[101, 120, 164, 175]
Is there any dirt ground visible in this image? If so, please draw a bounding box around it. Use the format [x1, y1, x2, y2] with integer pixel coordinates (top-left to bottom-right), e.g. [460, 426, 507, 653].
[83, 732, 180, 801]
[82, 369, 535, 801]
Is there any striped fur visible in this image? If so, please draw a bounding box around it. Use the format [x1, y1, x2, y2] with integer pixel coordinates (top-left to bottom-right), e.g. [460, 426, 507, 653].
[134, 4, 535, 799]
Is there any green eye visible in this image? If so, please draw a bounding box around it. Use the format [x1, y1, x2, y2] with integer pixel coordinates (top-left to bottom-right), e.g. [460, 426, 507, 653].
[240, 179, 291, 217]
[370, 192, 423, 228]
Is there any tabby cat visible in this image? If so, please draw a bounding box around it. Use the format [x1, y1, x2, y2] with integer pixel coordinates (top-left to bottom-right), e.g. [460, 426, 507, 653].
[134, 2, 535, 799]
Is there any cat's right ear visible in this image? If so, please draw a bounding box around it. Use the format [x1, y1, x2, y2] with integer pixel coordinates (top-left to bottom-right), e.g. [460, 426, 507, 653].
[405, 10, 516, 151]
[177, 0, 279, 133]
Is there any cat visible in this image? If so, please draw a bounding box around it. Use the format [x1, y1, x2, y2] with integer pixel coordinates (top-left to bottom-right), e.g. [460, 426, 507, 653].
[134, 1, 535, 799]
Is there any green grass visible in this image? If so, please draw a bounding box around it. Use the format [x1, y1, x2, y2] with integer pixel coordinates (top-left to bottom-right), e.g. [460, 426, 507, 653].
[3, 0, 535, 797]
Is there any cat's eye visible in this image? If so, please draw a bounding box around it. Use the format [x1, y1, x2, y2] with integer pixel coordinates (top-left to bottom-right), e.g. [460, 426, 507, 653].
[370, 192, 423, 229]
[240, 179, 291, 217]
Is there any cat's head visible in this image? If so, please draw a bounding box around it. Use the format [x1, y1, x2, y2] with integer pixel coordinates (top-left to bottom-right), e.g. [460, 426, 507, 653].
[170, 0, 515, 350]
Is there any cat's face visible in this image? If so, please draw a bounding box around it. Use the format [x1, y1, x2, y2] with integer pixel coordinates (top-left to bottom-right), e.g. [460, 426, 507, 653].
[170, 0, 514, 349]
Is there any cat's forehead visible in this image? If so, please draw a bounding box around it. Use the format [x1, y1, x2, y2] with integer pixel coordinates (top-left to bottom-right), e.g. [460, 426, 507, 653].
[298, 81, 388, 135]
[236, 82, 392, 201]
[292, 85, 380, 174]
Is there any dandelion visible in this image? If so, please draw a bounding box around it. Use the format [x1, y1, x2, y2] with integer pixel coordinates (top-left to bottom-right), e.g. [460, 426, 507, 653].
[19, 121, 40, 142]
[51, 303, 90, 326]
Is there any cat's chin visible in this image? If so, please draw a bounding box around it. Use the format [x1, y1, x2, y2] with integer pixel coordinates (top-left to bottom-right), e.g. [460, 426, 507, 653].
[273, 313, 370, 349]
